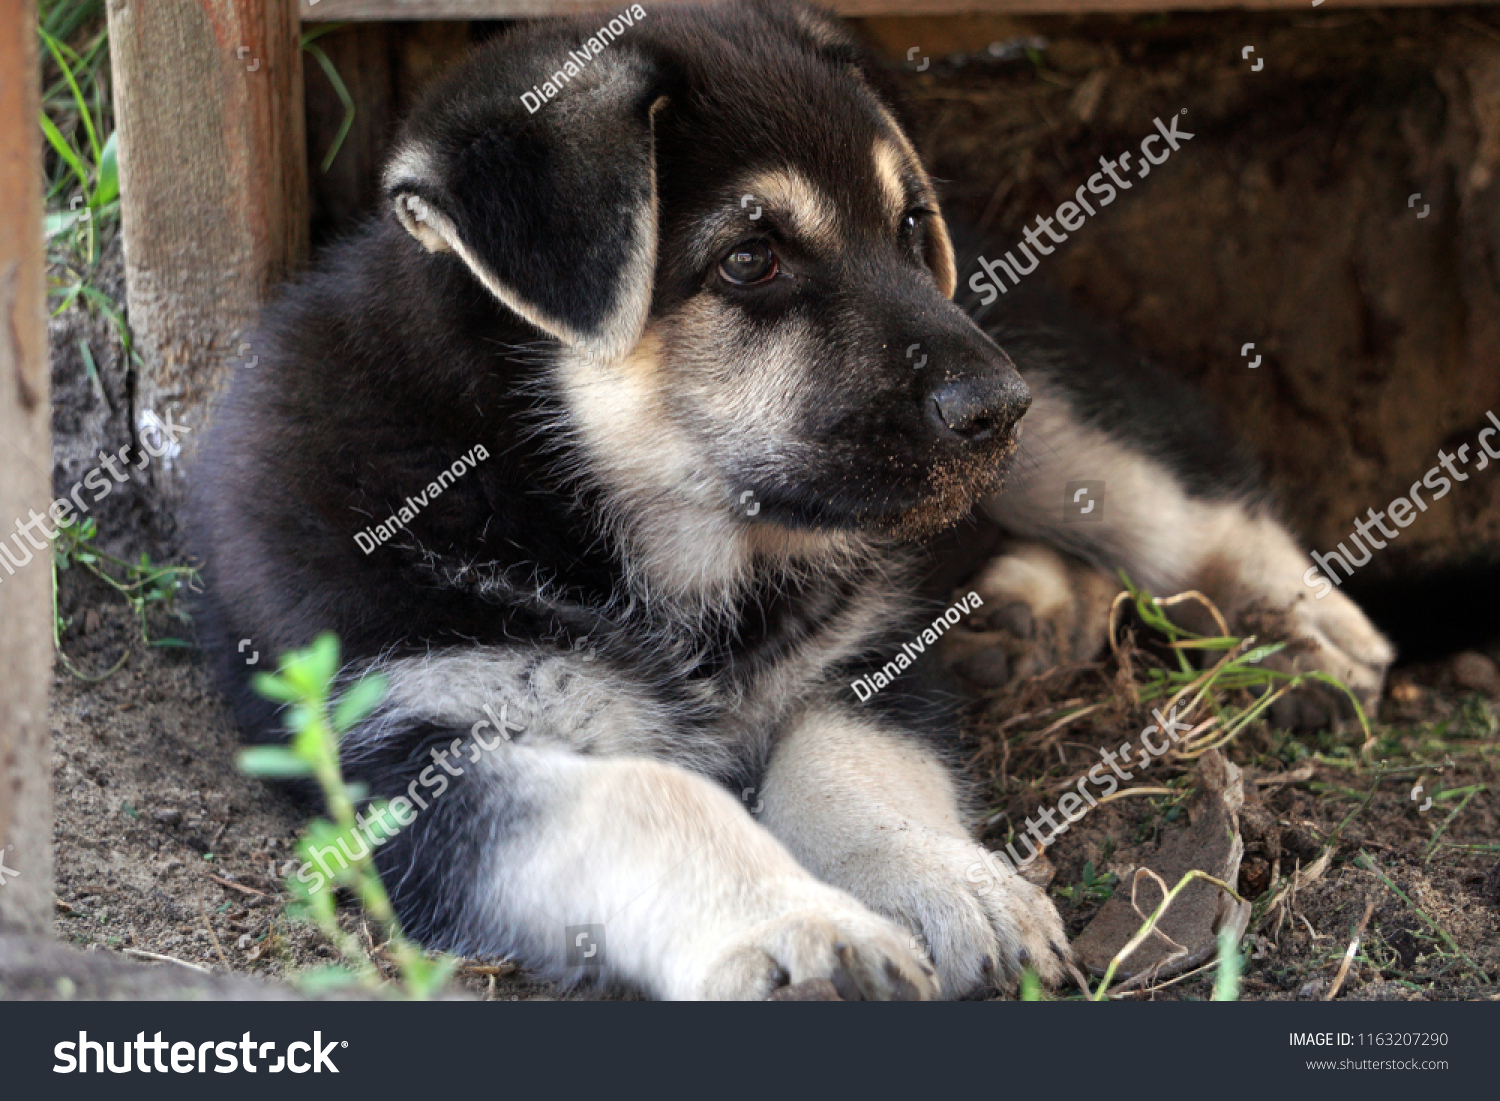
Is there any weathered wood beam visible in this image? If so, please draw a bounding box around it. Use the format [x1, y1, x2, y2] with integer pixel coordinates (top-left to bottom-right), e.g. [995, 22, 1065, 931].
[0, 0, 54, 937]
[108, 0, 308, 503]
[302, 0, 1492, 20]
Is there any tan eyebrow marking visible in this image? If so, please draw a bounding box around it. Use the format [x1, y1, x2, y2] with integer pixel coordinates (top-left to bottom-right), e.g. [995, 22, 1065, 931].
[867, 104, 957, 297]
[874, 140, 910, 224]
[739, 168, 843, 247]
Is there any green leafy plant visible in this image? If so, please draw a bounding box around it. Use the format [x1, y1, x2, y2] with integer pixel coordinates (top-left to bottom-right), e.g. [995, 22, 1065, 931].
[52, 515, 198, 680]
[239, 633, 455, 999]
[1055, 860, 1118, 906]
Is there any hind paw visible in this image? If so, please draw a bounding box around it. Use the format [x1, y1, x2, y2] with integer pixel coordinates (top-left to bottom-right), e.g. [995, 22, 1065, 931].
[940, 543, 1120, 687]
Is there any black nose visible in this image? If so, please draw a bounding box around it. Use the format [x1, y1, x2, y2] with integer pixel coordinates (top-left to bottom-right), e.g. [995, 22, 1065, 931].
[927, 374, 1031, 442]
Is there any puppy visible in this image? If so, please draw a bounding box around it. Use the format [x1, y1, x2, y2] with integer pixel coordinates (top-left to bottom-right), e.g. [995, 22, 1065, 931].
[191, 0, 1391, 999]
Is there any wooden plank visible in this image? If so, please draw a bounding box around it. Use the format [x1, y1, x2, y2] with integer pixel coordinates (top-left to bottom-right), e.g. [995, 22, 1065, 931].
[108, 0, 308, 502]
[303, 0, 1494, 20]
[0, 0, 54, 936]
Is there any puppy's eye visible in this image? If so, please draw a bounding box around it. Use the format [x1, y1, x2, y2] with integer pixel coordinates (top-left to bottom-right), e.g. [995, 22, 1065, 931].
[899, 208, 931, 254]
[720, 240, 778, 285]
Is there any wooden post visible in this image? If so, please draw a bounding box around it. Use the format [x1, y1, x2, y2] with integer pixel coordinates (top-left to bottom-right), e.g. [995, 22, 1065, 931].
[107, 0, 308, 503]
[0, 0, 54, 936]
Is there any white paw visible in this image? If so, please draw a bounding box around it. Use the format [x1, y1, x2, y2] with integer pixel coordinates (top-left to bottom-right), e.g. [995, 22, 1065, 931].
[684, 880, 940, 1001]
[849, 830, 1070, 997]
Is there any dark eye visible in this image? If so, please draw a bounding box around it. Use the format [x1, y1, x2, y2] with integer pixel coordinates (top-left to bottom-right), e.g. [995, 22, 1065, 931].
[900, 209, 930, 254]
[720, 240, 778, 285]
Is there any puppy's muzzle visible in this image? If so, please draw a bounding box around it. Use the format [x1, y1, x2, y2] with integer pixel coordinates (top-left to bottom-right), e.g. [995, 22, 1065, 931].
[920, 342, 1030, 446]
[927, 372, 1030, 443]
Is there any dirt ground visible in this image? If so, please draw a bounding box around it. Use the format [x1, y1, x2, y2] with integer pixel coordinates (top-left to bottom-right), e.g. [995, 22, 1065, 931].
[873, 9, 1500, 567]
[47, 561, 1500, 1001]
[963, 642, 1500, 1001]
[41, 9, 1500, 1001]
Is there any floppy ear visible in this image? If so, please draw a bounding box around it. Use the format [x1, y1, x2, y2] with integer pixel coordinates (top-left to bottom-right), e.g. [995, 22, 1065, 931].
[384, 53, 664, 365]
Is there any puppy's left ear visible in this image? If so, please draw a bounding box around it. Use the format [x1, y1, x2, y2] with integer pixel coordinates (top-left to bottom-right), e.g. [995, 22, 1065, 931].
[385, 53, 664, 365]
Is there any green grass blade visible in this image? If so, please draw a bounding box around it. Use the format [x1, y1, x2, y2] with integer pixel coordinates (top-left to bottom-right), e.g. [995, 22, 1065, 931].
[44, 210, 82, 237]
[38, 111, 89, 194]
[49, 280, 83, 316]
[39, 25, 102, 164]
[93, 129, 118, 206]
[304, 41, 356, 173]
[41, 0, 103, 43]
[1212, 926, 1242, 1001]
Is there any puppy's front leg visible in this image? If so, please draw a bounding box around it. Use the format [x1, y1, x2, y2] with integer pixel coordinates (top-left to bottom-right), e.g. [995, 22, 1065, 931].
[367, 740, 936, 1001]
[758, 704, 1069, 997]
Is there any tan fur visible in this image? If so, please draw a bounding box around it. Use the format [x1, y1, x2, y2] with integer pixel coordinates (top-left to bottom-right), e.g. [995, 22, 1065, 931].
[468, 746, 938, 1000]
[739, 167, 843, 248]
[869, 103, 957, 297]
[976, 383, 1393, 714]
[873, 140, 910, 224]
[557, 331, 755, 605]
[947, 542, 1121, 682]
[557, 310, 905, 614]
[758, 703, 1068, 992]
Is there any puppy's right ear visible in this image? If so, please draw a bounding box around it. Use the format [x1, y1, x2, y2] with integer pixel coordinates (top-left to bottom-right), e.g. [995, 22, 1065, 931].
[385, 51, 664, 366]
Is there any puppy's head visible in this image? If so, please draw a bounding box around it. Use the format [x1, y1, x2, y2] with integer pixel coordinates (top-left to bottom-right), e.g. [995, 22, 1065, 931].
[384, 1, 1028, 544]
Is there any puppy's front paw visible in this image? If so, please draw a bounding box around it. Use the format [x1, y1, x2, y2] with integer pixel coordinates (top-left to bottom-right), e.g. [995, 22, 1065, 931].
[852, 831, 1070, 998]
[689, 882, 940, 1001]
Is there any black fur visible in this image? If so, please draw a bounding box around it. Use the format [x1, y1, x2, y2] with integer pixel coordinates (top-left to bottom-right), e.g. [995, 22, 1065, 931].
[191, 1, 1025, 741]
[189, 2, 1283, 975]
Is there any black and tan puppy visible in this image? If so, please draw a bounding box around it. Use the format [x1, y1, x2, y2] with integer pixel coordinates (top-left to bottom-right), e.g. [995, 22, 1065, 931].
[192, 1, 1391, 999]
